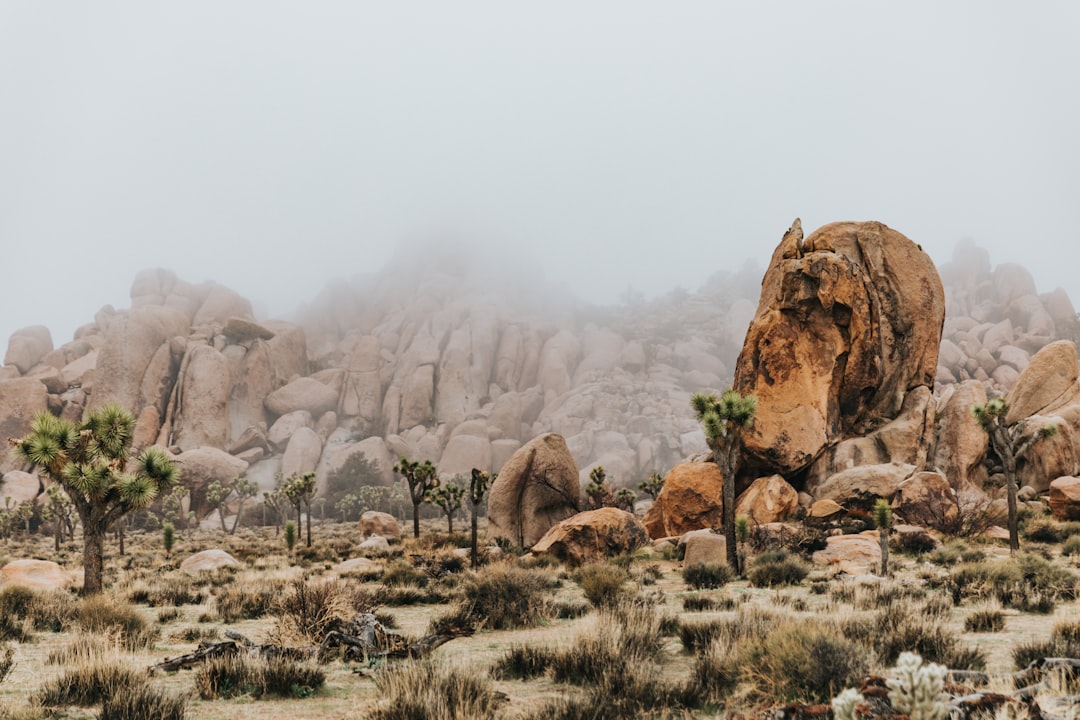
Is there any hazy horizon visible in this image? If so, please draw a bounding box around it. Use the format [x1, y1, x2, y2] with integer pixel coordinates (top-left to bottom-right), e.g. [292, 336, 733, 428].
[3, 2, 1078, 347]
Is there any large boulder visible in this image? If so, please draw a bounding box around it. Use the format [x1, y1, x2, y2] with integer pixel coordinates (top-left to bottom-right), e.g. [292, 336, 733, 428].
[932, 380, 990, 490]
[642, 462, 724, 540]
[4, 325, 53, 374]
[359, 511, 401, 539]
[681, 530, 728, 567]
[267, 410, 314, 451]
[265, 377, 339, 418]
[90, 306, 189, 412]
[734, 474, 798, 525]
[1, 470, 41, 506]
[180, 549, 242, 574]
[0, 378, 48, 474]
[280, 427, 323, 479]
[890, 471, 958, 529]
[1048, 476, 1080, 521]
[808, 463, 915, 507]
[811, 531, 882, 575]
[487, 433, 581, 548]
[175, 447, 249, 516]
[1005, 340, 1079, 423]
[173, 344, 231, 451]
[733, 221, 944, 478]
[530, 507, 648, 566]
[0, 559, 72, 591]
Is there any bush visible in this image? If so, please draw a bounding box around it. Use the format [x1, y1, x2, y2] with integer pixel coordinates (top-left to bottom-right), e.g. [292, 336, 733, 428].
[491, 644, 556, 680]
[76, 596, 158, 649]
[0, 586, 75, 638]
[554, 599, 590, 619]
[965, 607, 1006, 633]
[550, 604, 666, 686]
[1062, 535, 1080, 557]
[273, 578, 350, 644]
[738, 621, 869, 703]
[747, 550, 809, 587]
[36, 659, 143, 707]
[126, 575, 203, 607]
[436, 564, 554, 631]
[195, 655, 325, 699]
[98, 684, 187, 720]
[576, 563, 632, 608]
[683, 594, 736, 612]
[850, 603, 985, 669]
[381, 560, 429, 588]
[683, 563, 733, 589]
[214, 579, 284, 622]
[950, 554, 1078, 612]
[0, 644, 12, 685]
[929, 541, 985, 566]
[371, 659, 506, 720]
[1013, 619, 1080, 669]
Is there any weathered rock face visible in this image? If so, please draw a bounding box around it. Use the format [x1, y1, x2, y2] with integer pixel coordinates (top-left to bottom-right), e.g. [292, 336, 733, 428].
[0, 378, 48, 474]
[175, 447, 249, 516]
[890, 471, 958, 529]
[642, 462, 724, 540]
[487, 433, 580, 548]
[90, 306, 188, 413]
[173, 345, 230, 451]
[734, 221, 945, 478]
[681, 529, 728, 567]
[1006, 341, 1080, 423]
[734, 474, 798, 525]
[932, 381, 989, 490]
[811, 531, 882, 574]
[0, 559, 72, 591]
[1048, 476, 1080, 521]
[4, 326, 53, 374]
[265, 377, 339, 418]
[530, 507, 648, 566]
[359, 511, 401, 539]
[1, 470, 41, 506]
[808, 463, 915, 507]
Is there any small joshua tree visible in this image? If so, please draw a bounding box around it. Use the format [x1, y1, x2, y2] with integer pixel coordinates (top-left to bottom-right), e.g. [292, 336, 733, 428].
[692, 389, 757, 573]
[637, 472, 665, 501]
[283, 472, 317, 547]
[735, 514, 751, 572]
[426, 479, 466, 533]
[468, 468, 491, 568]
[205, 480, 231, 533]
[973, 398, 1058, 553]
[162, 521, 175, 559]
[284, 520, 297, 554]
[394, 457, 439, 538]
[583, 466, 619, 510]
[874, 498, 892, 576]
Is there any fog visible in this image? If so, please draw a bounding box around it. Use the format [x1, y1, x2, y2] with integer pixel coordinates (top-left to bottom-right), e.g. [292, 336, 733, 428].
[2, 2, 1078, 347]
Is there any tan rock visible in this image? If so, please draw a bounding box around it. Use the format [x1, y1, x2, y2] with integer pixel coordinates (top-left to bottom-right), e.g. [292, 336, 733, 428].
[265, 377, 339, 418]
[487, 433, 581, 548]
[0, 559, 72, 591]
[734, 221, 944, 477]
[1048, 476, 1080, 521]
[174, 345, 230, 451]
[734, 474, 798, 524]
[812, 531, 882, 574]
[335, 557, 380, 575]
[4, 326, 53, 374]
[809, 499, 845, 520]
[61, 350, 99, 388]
[439, 434, 492, 478]
[682, 530, 728, 567]
[0, 377, 48, 474]
[932, 380, 989, 490]
[531, 507, 648, 566]
[358, 535, 391, 554]
[222, 317, 275, 344]
[359, 511, 401, 539]
[180, 549, 242, 574]
[281, 427, 322, 479]
[810, 463, 915, 505]
[642, 462, 723, 540]
[1015, 416, 1077, 492]
[891, 471, 958, 529]
[176, 447, 249, 516]
[89, 306, 189, 413]
[227, 340, 275, 445]
[192, 285, 253, 327]
[1, 471, 41, 505]
[1006, 340, 1080, 423]
[267, 410, 314, 451]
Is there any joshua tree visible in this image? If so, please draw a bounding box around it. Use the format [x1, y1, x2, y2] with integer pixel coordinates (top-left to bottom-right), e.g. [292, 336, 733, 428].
[692, 389, 757, 573]
[42, 485, 76, 551]
[283, 472, 317, 547]
[873, 498, 892, 576]
[11, 405, 178, 595]
[162, 521, 175, 559]
[426, 479, 466, 533]
[394, 457, 439, 538]
[468, 468, 492, 568]
[637, 472, 665, 501]
[973, 397, 1058, 553]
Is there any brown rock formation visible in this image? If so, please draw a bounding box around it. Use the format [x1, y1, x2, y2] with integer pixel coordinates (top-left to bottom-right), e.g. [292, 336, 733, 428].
[1048, 476, 1080, 521]
[642, 462, 724, 540]
[530, 507, 647, 566]
[734, 474, 798, 525]
[359, 511, 401, 540]
[890, 471, 958, 529]
[734, 221, 945, 478]
[487, 433, 580, 548]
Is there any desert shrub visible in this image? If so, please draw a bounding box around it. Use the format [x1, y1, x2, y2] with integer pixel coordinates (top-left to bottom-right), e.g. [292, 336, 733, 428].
[964, 607, 1006, 633]
[76, 596, 158, 649]
[853, 603, 985, 669]
[126, 575, 203, 607]
[551, 604, 666, 686]
[156, 607, 180, 624]
[195, 655, 324, 699]
[576, 562, 632, 607]
[491, 644, 556, 680]
[381, 560, 429, 587]
[895, 530, 939, 556]
[949, 554, 1077, 611]
[46, 633, 120, 665]
[683, 594, 736, 612]
[851, 581, 927, 611]
[1024, 518, 1066, 544]
[214, 579, 285, 622]
[1063, 535, 1080, 557]
[371, 659, 505, 720]
[747, 549, 809, 587]
[739, 621, 869, 703]
[554, 598, 590, 619]
[435, 564, 554, 631]
[684, 563, 733, 589]
[0, 644, 12, 685]
[273, 578, 350, 644]
[381, 586, 445, 606]
[1013, 619, 1080, 669]
[0, 586, 75, 638]
[98, 684, 187, 720]
[929, 540, 985, 566]
[682, 638, 740, 707]
[678, 606, 778, 654]
[36, 659, 143, 707]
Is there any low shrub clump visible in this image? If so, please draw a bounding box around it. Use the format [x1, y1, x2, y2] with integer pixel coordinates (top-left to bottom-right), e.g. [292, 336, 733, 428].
[76, 596, 158, 649]
[683, 594, 736, 612]
[98, 684, 187, 720]
[491, 644, 556, 680]
[195, 655, 325, 699]
[433, 563, 554, 632]
[1013, 619, 1080, 669]
[950, 554, 1077, 612]
[36, 659, 143, 707]
[684, 562, 733, 589]
[746, 550, 809, 587]
[576, 562, 632, 607]
[213, 578, 285, 622]
[738, 621, 869, 703]
[272, 578, 351, 644]
[371, 659, 506, 720]
[964, 607, 1006, 633]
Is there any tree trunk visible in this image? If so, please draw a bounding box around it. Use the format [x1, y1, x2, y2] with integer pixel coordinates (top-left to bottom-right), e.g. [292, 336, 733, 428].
[412, 500, 421, 538]
[117, 519, 125, 556]
[1005, 454, 1019, 554]
[719, 438, 740, 574]
[879, 531, 889, 576]
[82, 520, 107, 596]
[470, 504, 479, 568]
[305, 501, 312, 548]
[447, 512, 454, 534]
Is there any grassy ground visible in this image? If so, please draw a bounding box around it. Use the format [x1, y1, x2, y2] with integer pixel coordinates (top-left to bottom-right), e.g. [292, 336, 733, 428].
[0, 518, 1078, 719]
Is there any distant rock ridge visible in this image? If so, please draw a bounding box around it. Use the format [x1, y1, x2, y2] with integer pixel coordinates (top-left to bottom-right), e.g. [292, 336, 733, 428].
[1, 233, 1078, 522]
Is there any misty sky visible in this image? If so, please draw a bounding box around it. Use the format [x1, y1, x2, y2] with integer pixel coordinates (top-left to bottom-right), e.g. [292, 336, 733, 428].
[2, 2, 1079, 347]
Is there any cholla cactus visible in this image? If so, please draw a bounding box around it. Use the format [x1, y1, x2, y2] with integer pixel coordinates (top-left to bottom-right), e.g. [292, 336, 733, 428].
[831, 687, 865, 720]
[887, 652, 948, 720]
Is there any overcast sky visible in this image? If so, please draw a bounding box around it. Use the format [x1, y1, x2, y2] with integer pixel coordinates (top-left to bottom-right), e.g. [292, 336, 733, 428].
[2, 2, 1078, 347]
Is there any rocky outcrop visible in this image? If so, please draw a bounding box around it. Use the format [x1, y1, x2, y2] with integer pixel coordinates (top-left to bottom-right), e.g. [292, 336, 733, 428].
[0, 559, 72, 591]
[734, 221, 945, 479]
[734, 474, 798, 525]
[487, 433, 580, 548]
[530, 507, 648, 566]
[4, 326, 53, 374]
[890, 471, 958, 528]
[643, 462, 724, 540]
[0, 378, 48, 474]
[811, 532, 882, 574]
[1, 470, 40, 506]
